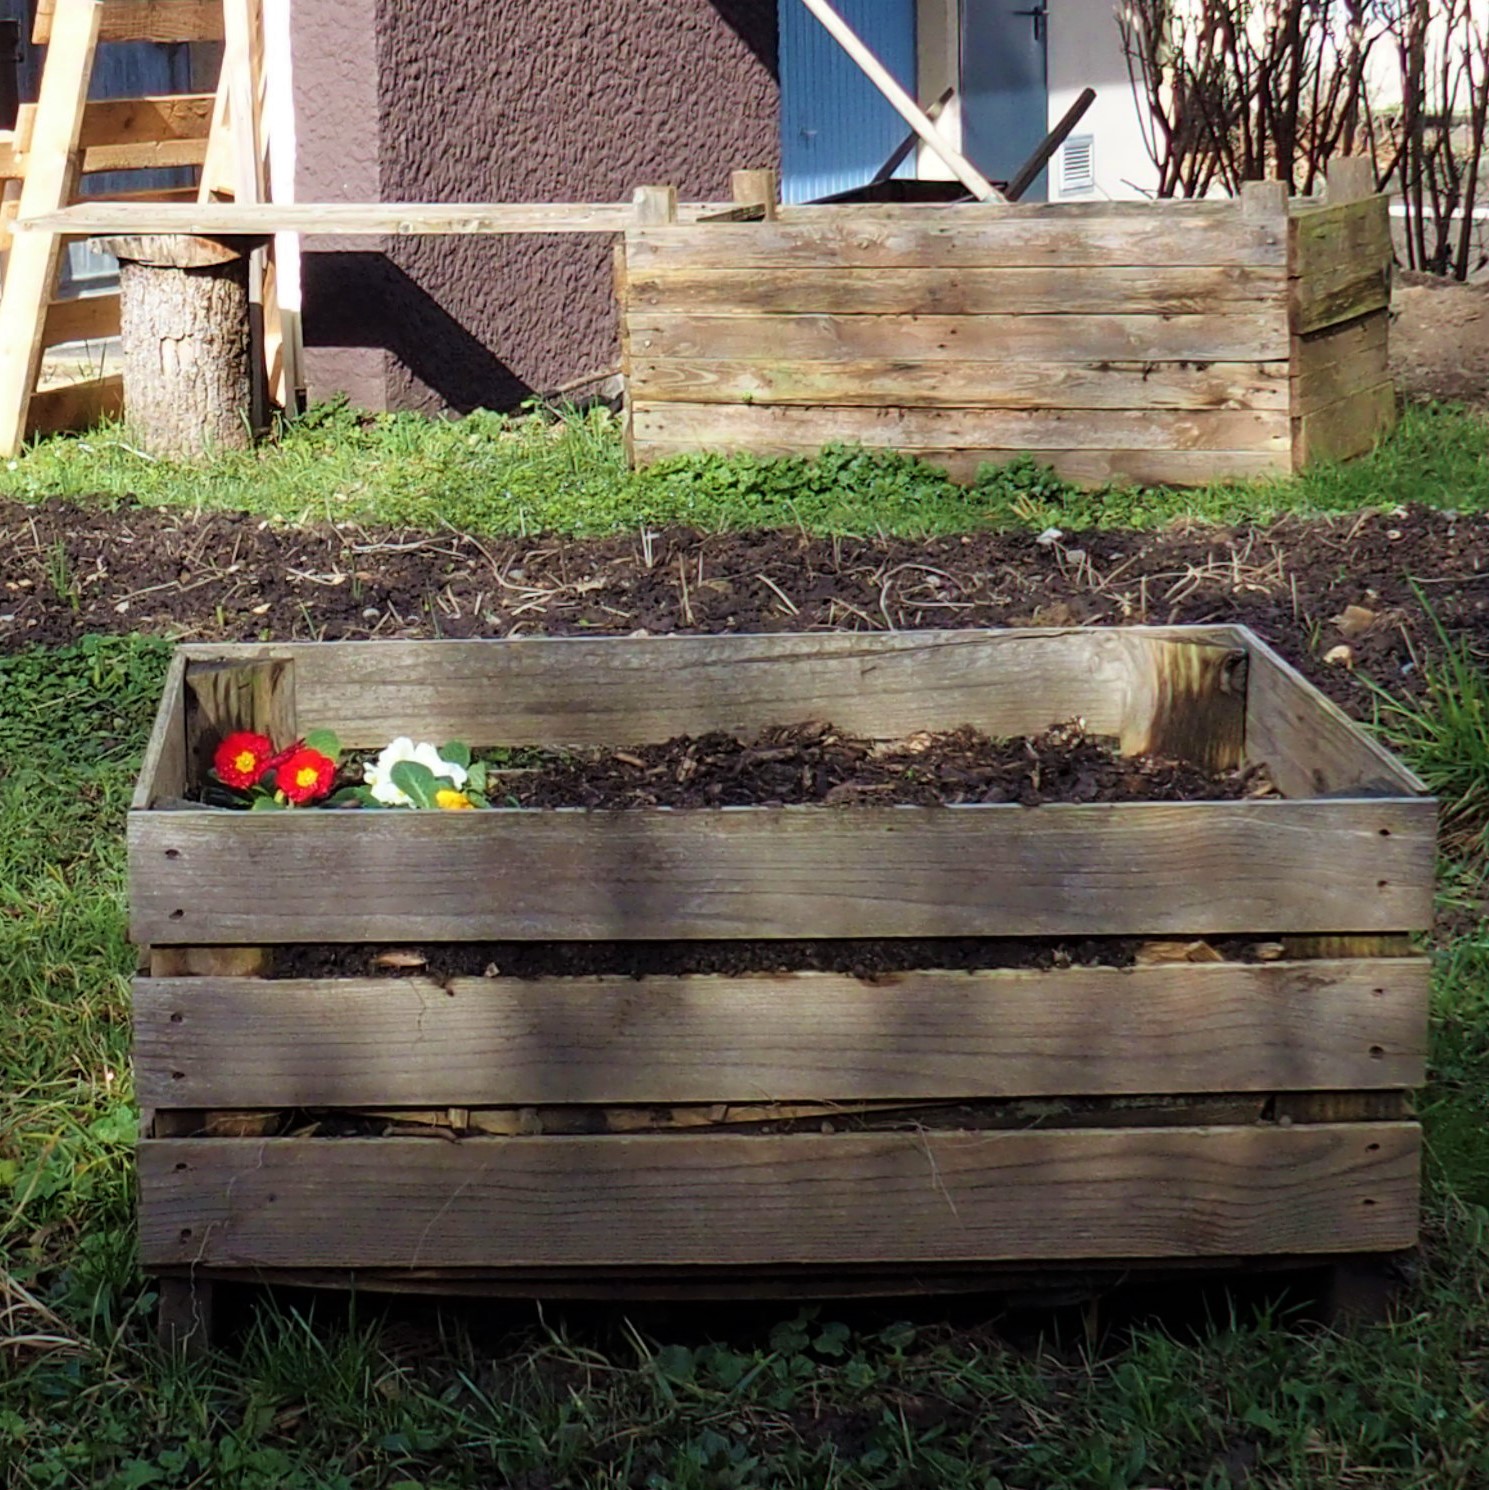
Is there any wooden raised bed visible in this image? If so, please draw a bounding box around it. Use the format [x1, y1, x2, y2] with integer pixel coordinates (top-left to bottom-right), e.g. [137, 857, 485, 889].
[128, 627, 1434, 1341]
[619, 161, 1394, 487]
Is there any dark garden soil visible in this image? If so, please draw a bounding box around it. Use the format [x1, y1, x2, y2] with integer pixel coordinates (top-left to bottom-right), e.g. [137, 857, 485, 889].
[3, 499, 1488, 720]
[274, 934, 1268, 982]
[477, 720, 1270, 810]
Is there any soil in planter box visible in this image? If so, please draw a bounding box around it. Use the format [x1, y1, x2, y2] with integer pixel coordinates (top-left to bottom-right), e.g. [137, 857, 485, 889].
[475, 720, 1273, 811]
[274, 935, 1274, 982]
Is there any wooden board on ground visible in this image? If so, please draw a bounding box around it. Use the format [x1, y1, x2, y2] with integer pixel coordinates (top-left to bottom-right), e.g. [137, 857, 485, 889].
[137, 1123, 1422, 1268]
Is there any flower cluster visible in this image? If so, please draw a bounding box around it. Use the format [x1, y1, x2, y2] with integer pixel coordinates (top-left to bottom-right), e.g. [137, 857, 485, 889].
[207, 731, 489, 810]
[211, 730, 339, 809]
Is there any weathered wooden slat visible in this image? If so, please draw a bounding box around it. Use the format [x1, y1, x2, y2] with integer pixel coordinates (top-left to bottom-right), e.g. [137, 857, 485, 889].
[14, 93, 214, 155]
[627, 312, 1292, 366]
[26, 374, 123, 436]
[42, 291, 120, 347]
[1243, 633, 1427, 798]
[626, 215, 1290, 270]
[625, 266, 1288, 317]
[628, 358, 1292, 412]
[134, 958, 1431, 1110]
[183, 658, 297, 785]
[1293, 381, 1397, 467]
[128, 796, 1436, 945]
[132, 651, 189, 811]
[631, 402, 1292, 455]
[1290, 198, 1393, 336]
[1292, 312, 1390, 417]
[33, 0, 225, 44]
[137, 1123, 1422, 1268]
[237, 630, 1165, 748]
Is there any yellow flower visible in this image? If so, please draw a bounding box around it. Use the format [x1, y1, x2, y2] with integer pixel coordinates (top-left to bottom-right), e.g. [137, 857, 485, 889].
[435, 788, 474, 810]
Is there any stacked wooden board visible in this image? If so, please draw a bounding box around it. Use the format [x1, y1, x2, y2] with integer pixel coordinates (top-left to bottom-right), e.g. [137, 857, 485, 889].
[621, 165, 1395, 487]
[127, 627, 1433, 1342]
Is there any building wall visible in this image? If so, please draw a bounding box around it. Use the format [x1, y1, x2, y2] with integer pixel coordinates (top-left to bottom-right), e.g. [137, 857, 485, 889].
[293, 0, 778, 413]
[1048, 0, 1157, 200]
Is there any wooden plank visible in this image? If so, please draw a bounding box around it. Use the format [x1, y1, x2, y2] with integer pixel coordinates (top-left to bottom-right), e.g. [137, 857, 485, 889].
[1292, 311, 1390, 417]
[1125, 637, 1247, 769]
[134, 958, 1431, 1110]
[630, 402, 1292, 456]
[128, 795, 1436, 945]
[26, 373, 123, 436]
[1243, 633, 1427, 798]
[42, 291, 120, 347]
[628, 357, 1292, 412]
[0, 0, 101, 458]
[626, 214, 1290, 270]
[137, 1123, 1422, 1268]
[211, 629, 1196, 748]
[183, 657, 297, 784]
[626, 266, 1288, 317]
[1290, 198, 1393, 336]
[33, 0, 224, 43]
[16, 201, 650, 236]
[1293, 381, 1397, 467]
[731, 169, 778, 221]
[626, 312, 1291, 365]
[14, 94, 214, 155]
[1, 138, 206, 181]
[132, 652, 189, 811]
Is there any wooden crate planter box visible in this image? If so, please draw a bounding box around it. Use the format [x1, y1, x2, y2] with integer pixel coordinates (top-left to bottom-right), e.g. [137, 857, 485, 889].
[129, 627, 1433, 1316]
[619, 168, 1395, 487]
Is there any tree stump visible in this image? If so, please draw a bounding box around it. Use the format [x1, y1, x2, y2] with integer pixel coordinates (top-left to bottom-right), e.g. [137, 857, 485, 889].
[95, 234, 267, 460]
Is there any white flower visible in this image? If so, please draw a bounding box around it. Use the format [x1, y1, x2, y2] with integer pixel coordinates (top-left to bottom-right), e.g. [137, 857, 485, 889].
[364, 737, 468, 806]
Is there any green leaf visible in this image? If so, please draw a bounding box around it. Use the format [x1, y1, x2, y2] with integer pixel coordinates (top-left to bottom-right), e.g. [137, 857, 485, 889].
[465, 760, 487, 793]
[390, 760, 442, 809]
[325, 785, 375, 808]
[466, 791, 491, 809]
[249, 794, 288, 811]
[302, 728, 342, 761]
[439, 740, 472, 769]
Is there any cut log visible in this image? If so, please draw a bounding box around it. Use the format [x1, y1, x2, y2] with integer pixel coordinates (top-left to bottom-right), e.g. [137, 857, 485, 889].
[96, 233, 266, 459]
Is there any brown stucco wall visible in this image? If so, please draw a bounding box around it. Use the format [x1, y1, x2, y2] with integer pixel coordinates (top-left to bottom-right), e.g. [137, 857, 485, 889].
[292, 0, 779, 413]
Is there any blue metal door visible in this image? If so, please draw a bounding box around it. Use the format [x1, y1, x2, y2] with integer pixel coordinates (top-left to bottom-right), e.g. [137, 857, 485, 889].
[778, 0, 917, 204]
[962, 0, 1050, 198]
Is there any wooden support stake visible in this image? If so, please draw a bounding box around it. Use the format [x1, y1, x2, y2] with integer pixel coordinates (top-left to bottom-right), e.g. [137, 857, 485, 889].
[1326, 156, 1377, 205]
[1242, 179, 1290, 218]
[633, 185, 678, 226]
[731, 169, 778, 221]
[795, 0, 1003, 201]
[0, 0, 102, 457]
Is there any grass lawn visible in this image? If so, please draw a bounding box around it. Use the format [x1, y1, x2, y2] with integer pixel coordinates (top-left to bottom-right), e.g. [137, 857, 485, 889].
[1, 397, 1487, 538]
[2, 407, 1488, 1488]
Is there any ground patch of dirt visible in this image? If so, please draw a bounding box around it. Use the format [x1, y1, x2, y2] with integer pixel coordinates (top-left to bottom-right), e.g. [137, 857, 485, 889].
[1392, 271, 1489, 406]
[3, 501, 1487, 718]
[459, 720, 1269, 810]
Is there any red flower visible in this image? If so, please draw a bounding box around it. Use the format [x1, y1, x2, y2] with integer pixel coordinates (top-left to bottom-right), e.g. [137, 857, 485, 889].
[275, 746, 337, 805]
[214, 731, 274, 790]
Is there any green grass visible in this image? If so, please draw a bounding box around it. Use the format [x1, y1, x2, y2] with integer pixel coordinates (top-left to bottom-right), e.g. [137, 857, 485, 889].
[2, 397, 1487, 537]
[1, 632, 1488, 1488]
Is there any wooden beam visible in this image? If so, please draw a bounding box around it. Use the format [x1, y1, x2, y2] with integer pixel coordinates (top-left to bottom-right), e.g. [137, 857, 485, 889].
[138, 1123, 1422, 1268]
[33, 0, 224, 44]
[43, 290, 121, 346]
[134, 958, 1430, 1110]
[795, 0, 1003, 201]
[26, 372, 122, 435]
[13, 93, 214, 154]
[15, 202, 660, 236]
[0, 0, 102, 457]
